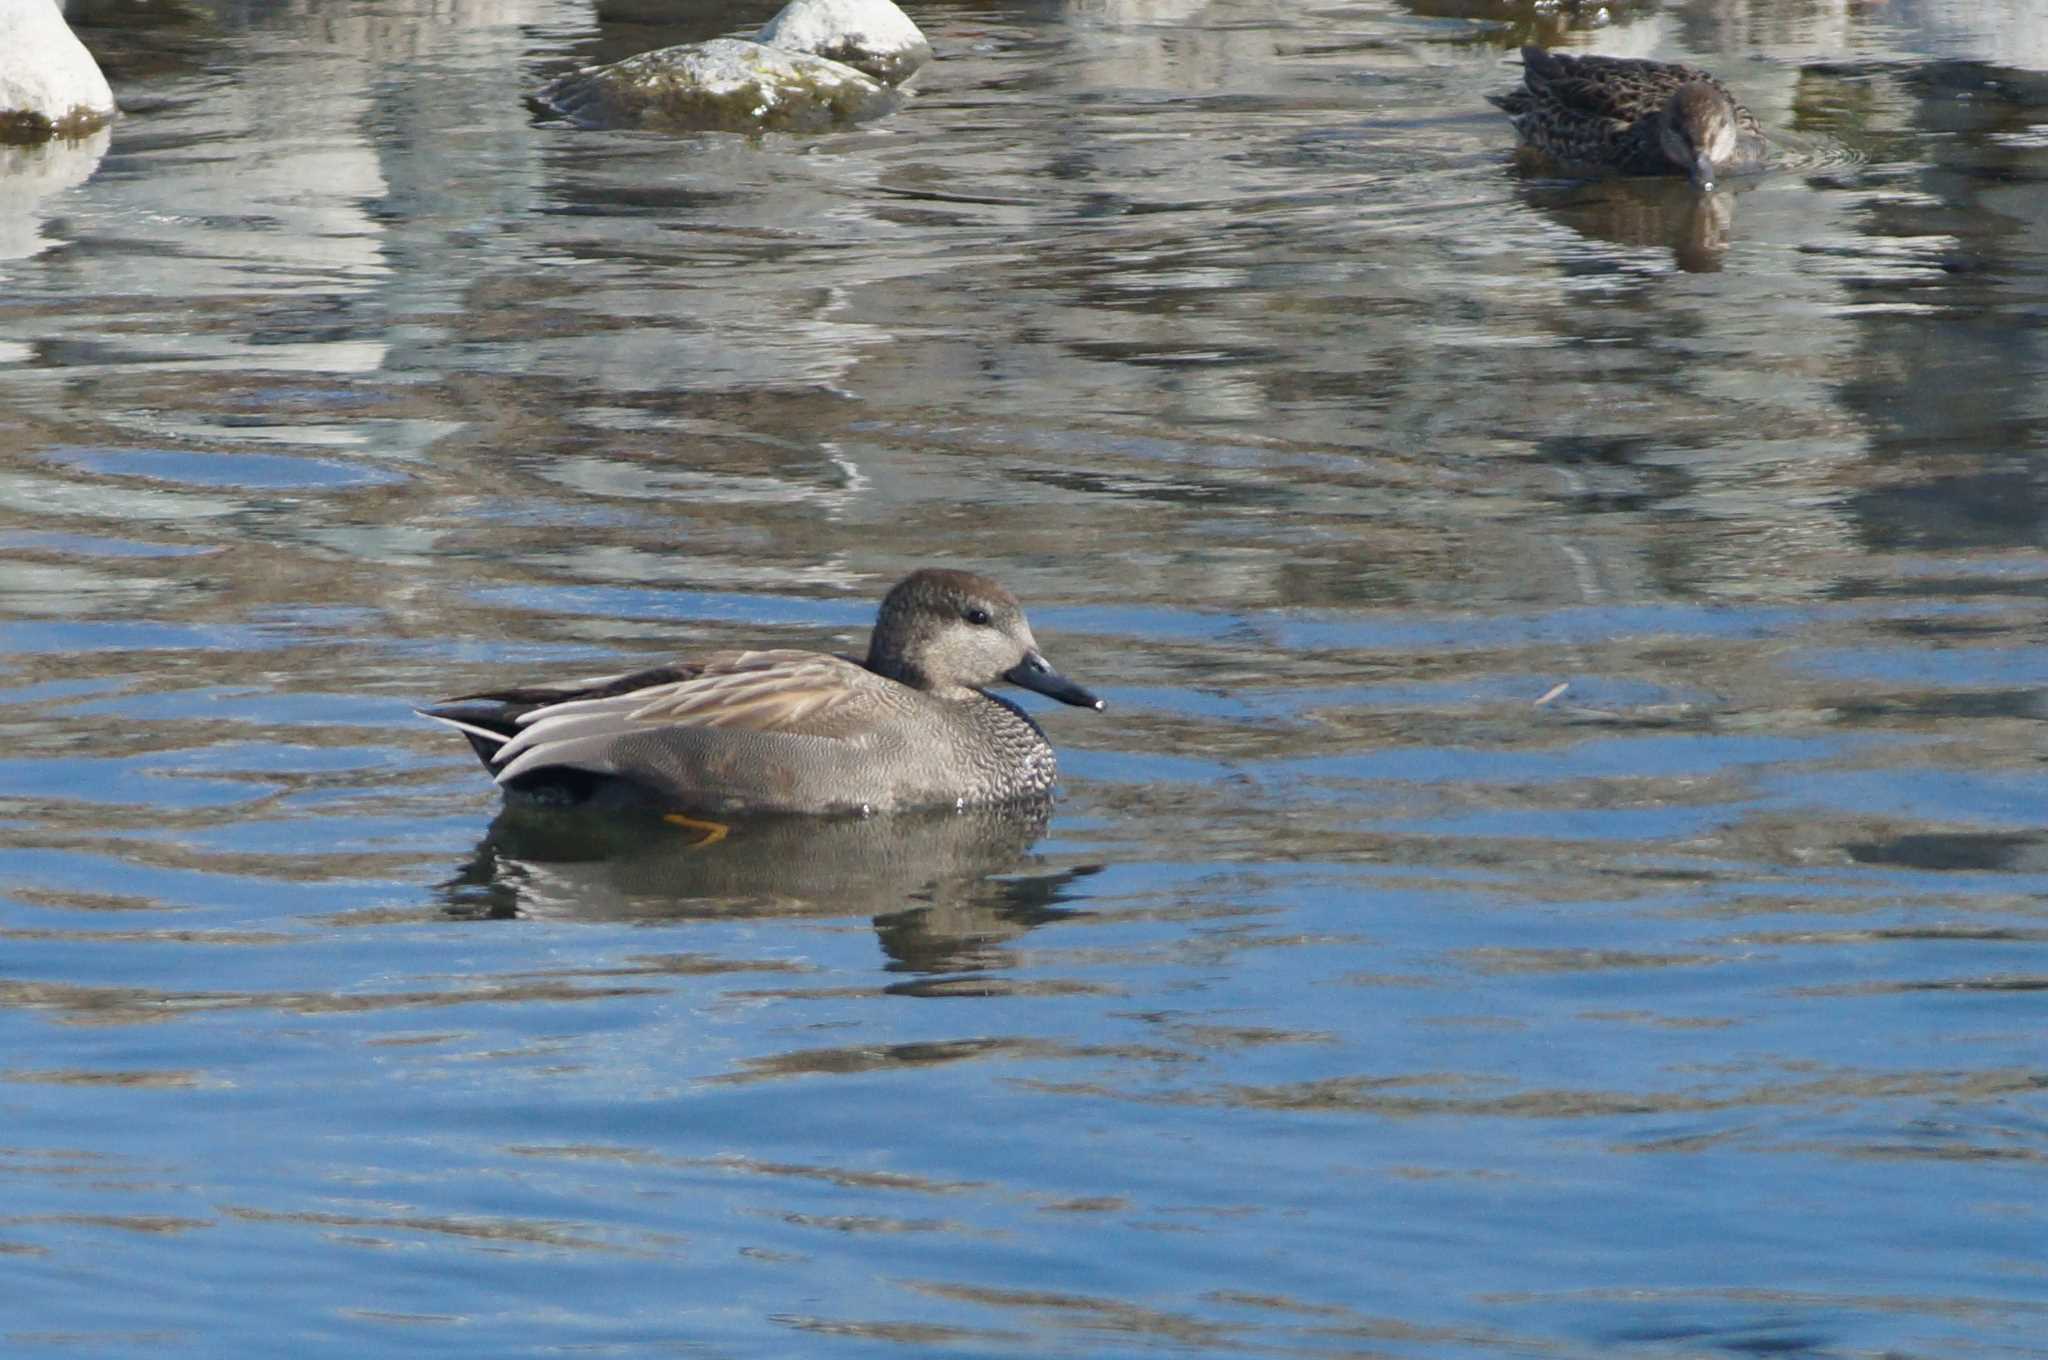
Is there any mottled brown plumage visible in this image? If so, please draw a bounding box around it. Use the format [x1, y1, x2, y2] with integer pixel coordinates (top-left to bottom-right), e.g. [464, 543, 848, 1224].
[1490, 46, 1766, 189]
[420, 569, 1103, 815]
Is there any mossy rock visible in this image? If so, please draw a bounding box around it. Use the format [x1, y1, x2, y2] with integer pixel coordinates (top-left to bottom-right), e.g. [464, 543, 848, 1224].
[0, 105, 114, 145]
[530, 38, 898, 133]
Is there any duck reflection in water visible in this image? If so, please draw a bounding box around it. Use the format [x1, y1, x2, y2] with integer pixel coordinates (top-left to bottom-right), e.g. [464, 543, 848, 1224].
[438, 798, 1099, 976]
[1516, 175, 1739, 273]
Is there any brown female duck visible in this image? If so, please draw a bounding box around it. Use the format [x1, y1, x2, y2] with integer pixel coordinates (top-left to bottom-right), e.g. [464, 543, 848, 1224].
[1490, 46, 1766, 190]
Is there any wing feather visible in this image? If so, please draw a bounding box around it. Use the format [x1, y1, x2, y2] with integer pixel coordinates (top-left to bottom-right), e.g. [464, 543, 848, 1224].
[1524, 49, 1702, 124]
[496, 731, 638, 785]
[478, 648, 878, 785]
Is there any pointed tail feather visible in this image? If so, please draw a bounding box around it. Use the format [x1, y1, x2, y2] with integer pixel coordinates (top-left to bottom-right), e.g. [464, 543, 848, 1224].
[417, 704, 519, 769]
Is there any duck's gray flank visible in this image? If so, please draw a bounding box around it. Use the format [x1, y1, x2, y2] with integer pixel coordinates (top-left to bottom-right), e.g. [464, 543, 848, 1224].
[1490, 46, 1765, 190]
[420, 568, 1103, 815]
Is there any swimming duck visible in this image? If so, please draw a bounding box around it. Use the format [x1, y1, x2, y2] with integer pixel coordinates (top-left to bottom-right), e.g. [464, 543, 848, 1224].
[1490, 46, 1765, 190]
[421, 569, 1103, 816]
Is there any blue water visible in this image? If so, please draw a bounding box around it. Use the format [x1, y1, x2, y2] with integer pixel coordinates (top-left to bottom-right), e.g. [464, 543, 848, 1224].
[2, 0, 2047, 1355]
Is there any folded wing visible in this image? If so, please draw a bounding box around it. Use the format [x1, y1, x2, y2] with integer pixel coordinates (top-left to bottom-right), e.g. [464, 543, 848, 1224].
[420, 650, 879, 787]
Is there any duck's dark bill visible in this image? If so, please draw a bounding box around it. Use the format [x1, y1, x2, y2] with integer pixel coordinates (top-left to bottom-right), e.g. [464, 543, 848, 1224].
[1005, 652, 1104, 710]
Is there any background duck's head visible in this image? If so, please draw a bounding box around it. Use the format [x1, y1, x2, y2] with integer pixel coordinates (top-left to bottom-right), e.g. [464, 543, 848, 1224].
[868, 569, 1102, 709]
[1658, 81, 1744, 190]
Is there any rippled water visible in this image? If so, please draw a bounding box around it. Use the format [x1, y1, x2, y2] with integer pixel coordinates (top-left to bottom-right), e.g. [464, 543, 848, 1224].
[5, 0, 2048, 1354]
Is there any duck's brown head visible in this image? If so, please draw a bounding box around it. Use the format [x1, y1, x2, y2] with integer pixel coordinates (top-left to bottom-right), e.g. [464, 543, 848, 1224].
[1658, 81, 1743, 190]
[867, 569, 1103, 710]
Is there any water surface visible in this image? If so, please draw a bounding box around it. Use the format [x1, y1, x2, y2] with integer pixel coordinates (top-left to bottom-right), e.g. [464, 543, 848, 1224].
[4, 0, 2048, 1355]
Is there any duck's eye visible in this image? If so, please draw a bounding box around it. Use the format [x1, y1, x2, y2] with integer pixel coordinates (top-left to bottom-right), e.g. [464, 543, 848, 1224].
[964, 607, 992, 626]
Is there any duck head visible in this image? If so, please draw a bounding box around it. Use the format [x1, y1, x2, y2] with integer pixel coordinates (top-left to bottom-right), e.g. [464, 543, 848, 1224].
[867, 569, 1103, 709]
[1659, 81, 1743, 190]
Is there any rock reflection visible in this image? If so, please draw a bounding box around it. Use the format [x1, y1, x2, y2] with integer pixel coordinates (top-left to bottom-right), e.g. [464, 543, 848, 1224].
[0, 131, 109, 261]
[1401, 0, 1657, 50]
[440, 800, 1096, 972]
[1845, 830, 2048, 874]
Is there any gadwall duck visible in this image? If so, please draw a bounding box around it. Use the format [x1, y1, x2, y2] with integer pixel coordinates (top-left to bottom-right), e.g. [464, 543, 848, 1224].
[1490, 46, 1765, 190]
[421, 569, 1103, 816]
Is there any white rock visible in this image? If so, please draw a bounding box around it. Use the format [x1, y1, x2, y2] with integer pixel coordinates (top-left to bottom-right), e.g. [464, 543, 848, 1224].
[0, 0, 116, 142]
[530, 37, 898, 133]
[756, 0, 931, 86]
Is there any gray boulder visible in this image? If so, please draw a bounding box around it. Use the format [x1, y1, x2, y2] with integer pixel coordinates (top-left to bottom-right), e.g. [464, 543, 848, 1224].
[756, 0, 931, 87]
[529, 37, 898, 133]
